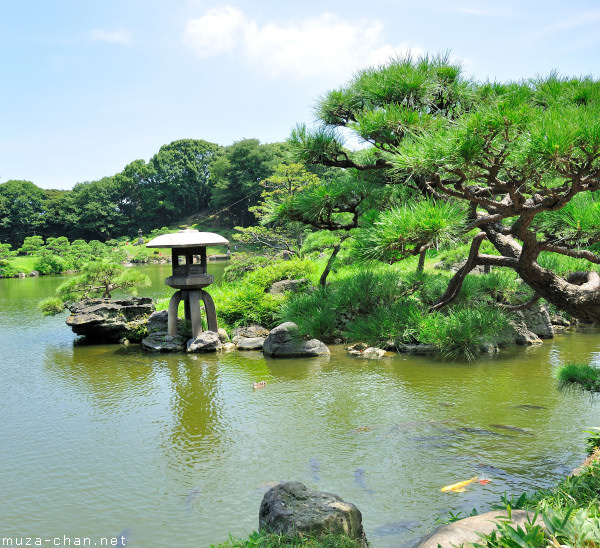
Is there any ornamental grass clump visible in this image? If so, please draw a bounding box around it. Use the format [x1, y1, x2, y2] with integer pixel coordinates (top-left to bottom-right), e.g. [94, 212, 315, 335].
[419, 304, 510, 360]
[278, 286, 338, 340]
[558, 363, 600, 392]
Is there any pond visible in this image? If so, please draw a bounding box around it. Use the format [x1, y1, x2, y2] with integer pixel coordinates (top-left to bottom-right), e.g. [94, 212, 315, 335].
[2, 263, 600, 547]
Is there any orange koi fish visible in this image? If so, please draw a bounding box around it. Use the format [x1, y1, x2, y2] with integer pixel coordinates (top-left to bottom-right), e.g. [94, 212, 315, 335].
[441, 476, 479, 493]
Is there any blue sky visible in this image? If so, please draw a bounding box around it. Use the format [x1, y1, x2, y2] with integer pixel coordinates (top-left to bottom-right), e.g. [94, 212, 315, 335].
[2, 0, 600, 190]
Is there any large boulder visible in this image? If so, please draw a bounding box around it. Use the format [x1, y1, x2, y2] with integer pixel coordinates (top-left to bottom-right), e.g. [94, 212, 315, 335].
[267, 278, 309, 295]
[187, 331, 222, 353]
[66, 297, 155, 342]
[499, 303, 554, 346]
[262, 322, 330, 358]
[259, 481, 367, 546]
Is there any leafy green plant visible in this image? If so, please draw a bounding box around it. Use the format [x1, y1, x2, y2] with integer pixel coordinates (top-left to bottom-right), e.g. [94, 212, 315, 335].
[585, 428, 600, 455]
[215, 284, 284, 328]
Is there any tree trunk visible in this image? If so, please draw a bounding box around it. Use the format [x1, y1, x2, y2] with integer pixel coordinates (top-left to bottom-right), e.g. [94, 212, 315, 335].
[319, 236, 348, 286]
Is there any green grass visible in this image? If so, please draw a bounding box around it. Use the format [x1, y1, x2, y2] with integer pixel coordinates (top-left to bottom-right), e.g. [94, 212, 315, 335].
[8, 256, 38, 272]
[210, 531, 363, 548]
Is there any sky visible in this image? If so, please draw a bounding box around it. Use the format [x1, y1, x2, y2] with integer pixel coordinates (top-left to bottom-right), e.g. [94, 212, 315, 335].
[1, 0, 600, 190]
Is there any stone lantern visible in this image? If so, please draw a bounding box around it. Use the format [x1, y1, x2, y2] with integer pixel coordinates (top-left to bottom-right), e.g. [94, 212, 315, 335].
[146, 229, 229, 339]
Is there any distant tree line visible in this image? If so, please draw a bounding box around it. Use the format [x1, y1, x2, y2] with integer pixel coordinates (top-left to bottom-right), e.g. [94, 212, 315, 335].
[0, 138, 287, 247]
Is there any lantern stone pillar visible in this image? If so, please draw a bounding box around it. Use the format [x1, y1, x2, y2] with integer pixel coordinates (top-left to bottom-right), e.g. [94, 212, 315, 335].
[146, 230, 229, 339]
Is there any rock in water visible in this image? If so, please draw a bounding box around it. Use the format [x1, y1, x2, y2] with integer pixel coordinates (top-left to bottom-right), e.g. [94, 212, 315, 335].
[236, 337, 266, 350]
[259, 481, 367, 546]
[66, 297, 154, 342]
[141, 333, 186, 353]
[262, 322, 330, 358]
[187, 331, 222, 353]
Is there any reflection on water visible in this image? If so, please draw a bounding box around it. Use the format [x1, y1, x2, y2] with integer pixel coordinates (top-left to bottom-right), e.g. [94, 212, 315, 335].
[2, 265, 600, 547]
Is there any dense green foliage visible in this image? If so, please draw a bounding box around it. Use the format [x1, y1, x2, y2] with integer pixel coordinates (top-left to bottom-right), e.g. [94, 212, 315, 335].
[0, 138, 288, 248]
[212, 258, 319, 328]
[291, 53, 600, 321]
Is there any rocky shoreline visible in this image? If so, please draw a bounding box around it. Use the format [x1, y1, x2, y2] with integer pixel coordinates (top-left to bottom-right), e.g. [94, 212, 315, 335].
[63, 295, 568, 360]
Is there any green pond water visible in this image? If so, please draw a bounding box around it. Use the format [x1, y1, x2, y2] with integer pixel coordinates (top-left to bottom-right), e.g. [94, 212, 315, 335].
[3, 263, 600, 547]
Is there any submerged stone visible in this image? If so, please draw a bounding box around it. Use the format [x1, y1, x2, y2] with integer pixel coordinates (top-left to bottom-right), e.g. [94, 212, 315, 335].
[141, 332, 186, 352]
[262, 322, 330, 358]
[236, 337, 265, 350]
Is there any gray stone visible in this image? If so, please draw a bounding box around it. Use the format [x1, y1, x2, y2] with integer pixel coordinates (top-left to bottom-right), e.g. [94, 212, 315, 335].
[359, 347, 386, 359]
[146, 309, 194, 339]
[259, 481, 367, 546]
[519, 303, 554, 339]
[416, 510, 542, 548]
[141, 332, 186, 352]
[551, 314, 571, 327]
[232, 325, 270, 339]
[29, 270, 39, 277]
[187, 331, 222, 353]
[397, 343, 439, 355]
[66, 297, 155, 342]
[208, 254, 230, 261]
[480, 342, 499, 353]
[218, 328, 230, 343]
[236, 337, 265, 350]
[267, 278, 309, 295]
[146, 310, 169, 333]
[262, 322, 330, 358]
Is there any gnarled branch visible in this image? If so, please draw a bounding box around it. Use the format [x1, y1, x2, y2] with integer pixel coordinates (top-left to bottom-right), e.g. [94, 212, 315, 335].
[430, 232, 486, 312]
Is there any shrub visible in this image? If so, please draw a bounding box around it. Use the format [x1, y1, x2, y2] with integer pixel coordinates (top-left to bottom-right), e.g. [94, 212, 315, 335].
[223, 254, 271, 283]
[215, 284, 284, 328]
[0, 260, 18, 278]
[459, 270, 521, 304]
[34, 252, 67, 275]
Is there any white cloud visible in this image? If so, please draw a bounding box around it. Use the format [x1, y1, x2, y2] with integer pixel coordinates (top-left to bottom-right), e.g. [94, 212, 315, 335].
[528, 9, 600, 42]
[86, 29, 132, 45]
[183, 7, 421, 80]
[182, 6, 247, 58]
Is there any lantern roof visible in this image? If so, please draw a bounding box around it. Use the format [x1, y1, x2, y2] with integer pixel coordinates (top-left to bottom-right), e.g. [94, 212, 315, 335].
[146, 229, 229, 249]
